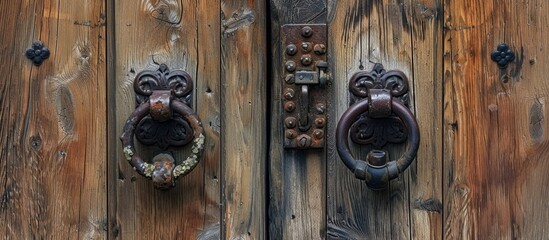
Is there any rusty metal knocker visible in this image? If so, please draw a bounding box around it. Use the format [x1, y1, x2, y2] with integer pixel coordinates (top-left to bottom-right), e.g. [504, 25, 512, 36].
[120, 64, 205, 190]
[336, 63, 420, 190]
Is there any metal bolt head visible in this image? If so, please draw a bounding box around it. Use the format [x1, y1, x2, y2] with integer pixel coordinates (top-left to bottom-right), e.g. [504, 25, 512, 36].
[286, 44, 297, 56]
[314, 44, 326, 55]
[301, 42, 311, 52]
[314, 117, 325, 127]
[285, 74, 295, 84]
[285, 117, 297, 128]
[284, 101, 296, 112]
[297, 134, 312, 148]
[301, 26, 313, 38]
[284, 88, 295, 100]
[312, 129, 324, 139]
[285, 130, 297, 139]
[315, 103, 325, 114]
[301, 54, 312, 66]
[285, 61, 296, 72]
[367, 150, 387, 166]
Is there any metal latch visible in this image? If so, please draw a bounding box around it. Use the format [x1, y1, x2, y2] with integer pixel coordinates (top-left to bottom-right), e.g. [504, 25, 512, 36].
[281, 24, 329, 149]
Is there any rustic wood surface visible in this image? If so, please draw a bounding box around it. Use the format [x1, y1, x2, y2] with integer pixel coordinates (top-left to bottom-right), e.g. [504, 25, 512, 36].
[2, 0, 549, 239]
[110, 0, 221, 239]
[409, 0, 443, 239]
[269, 0, 328, 239]
[220, 0, 267, 239]
[443, 0, 549, 239]
[327, 1, 414, 239]
[0, 0, 107, 239]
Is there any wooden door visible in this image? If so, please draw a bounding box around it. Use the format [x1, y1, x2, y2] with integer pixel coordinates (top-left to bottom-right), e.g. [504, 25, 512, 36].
[1, 0, 548, 239]
[0, 0, 267, 239]
[269, 0, 549, 239]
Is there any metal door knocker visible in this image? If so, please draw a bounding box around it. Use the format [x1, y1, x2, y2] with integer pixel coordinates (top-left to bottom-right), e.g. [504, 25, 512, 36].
[336, 63, 420, 190]
[120, 64, 205, 190]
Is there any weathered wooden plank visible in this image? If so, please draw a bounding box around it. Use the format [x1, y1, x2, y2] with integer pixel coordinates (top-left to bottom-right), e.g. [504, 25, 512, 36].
[408, 0, 443, 239]
[0, 0, 107, 238]
[326, 1, 390, 239]
[220, 1, 267, 239]
[444, 0, 549, 238]
[110, 0, 220, 239]
[326, 0, 415, 239]
[269, 0, 327, 239]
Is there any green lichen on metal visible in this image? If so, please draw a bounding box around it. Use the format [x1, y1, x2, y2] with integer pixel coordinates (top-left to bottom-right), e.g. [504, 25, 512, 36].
[173, 133, 205, 178]
[143, 163, 154, 177]
[123, 146, 133, 161]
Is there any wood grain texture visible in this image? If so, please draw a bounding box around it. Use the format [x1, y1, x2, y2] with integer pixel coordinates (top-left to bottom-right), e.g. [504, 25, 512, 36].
[409, 0, 443, 239]
[269, 0, 327, 239]
[327, 0, 418, 239]
[220, 1, 267, 239]
[443, 0, 549, 239]
[110, 0, 220, 239]
[0, 0, 107, 238]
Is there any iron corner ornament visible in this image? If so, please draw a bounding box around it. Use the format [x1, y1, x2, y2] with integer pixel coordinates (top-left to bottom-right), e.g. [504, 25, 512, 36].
[336, 63, 420, 190]
[120, 64, 204, 190]
[26, 41, 50, 66]
[491, 43, 515, 69]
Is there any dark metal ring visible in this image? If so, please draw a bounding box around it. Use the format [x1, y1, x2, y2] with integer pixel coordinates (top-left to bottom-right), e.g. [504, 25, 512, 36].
[120, 101, 205, 187]
[336, 98, 420, 190]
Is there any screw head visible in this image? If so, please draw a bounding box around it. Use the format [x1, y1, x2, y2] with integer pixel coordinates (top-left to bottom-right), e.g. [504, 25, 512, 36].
[301, 54, 312, 66]
[285, 61, 296, 72]
[284, 88, 295, 100]
[301, 26, 313, 38]
[314, 117, 325, 127]
[297, 134, 312, 148]
[286, 44, 297, 55]
[285, 117, 297, 128]
[313, 44, 326, 55]
[312, 129, 324, 139]
[284, 101, 296, 112]
[285, 74, 295, 84]
[315, 103, 325, 114]
[285, 130, 297, 139]
[301, 42, 311, 52]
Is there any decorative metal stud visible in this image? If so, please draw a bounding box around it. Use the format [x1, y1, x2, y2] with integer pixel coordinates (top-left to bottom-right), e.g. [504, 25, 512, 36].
[26, 41, 50, 66]
[491, 43, 515, 69]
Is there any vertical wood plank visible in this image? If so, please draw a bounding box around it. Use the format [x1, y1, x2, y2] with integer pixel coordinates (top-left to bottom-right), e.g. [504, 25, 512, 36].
[409, 0, 443, 239]
[220, 1, 267, 239]
[110, 0, 220, 239]
[327, 1, 391, 239]
[269, 0, 327, 239]
[0, 0, 107, 238]
[444, 0, 549, 238]
[327, 0, 416, 239]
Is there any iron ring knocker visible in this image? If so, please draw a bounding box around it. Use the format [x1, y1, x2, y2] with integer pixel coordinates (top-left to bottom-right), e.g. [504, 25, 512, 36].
[336, 63, 420, 190]
[120, 64, 205, 190]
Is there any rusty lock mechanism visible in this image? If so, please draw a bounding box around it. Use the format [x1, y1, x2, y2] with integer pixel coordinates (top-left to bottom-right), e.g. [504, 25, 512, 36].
[282, 24, 329, 149]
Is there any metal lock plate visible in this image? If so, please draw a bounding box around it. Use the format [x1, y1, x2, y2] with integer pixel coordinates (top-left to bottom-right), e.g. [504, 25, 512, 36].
[281, 24, 328, 149]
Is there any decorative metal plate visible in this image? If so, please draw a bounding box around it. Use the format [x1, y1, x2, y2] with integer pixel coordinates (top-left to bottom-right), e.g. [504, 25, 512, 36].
[282, 24, 328, 149]
[133, 64, 194, 149]
[348, 63, 410, 148]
